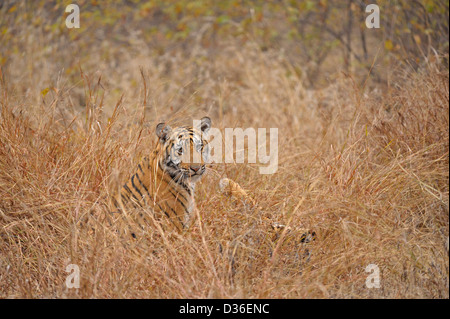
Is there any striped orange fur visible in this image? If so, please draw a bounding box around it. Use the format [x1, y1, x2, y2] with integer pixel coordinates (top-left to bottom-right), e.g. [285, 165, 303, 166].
[112, 117, 212, 233]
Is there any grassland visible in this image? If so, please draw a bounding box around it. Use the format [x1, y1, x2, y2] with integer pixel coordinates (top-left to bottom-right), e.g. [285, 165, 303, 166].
[0, 1, 448, 298]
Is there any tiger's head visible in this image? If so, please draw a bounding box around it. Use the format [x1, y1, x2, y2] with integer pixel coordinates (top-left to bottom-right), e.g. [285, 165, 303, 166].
[156, 116, 212, 183]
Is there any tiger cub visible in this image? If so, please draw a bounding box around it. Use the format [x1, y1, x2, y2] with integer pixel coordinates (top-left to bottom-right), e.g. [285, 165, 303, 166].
[219, 177, 316, 243]
[112, 117, 212, 234]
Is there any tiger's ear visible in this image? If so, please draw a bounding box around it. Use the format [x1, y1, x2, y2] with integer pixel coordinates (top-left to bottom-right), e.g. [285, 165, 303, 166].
[156, 122, 172, 142]
[200, 116, 211, 134]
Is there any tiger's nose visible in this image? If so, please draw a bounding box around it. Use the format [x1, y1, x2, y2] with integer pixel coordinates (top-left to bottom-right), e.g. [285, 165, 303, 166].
[190, 165, 202, 173]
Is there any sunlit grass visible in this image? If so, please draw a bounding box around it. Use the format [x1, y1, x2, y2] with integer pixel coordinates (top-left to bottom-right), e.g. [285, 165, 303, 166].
[0, 45, 448, 298]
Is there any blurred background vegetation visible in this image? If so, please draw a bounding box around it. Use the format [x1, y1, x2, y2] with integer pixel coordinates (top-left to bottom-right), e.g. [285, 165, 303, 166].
[0, 0, 448, 90]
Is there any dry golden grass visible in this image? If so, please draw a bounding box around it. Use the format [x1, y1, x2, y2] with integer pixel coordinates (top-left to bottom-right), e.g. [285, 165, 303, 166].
[0, 42, 448, 298]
